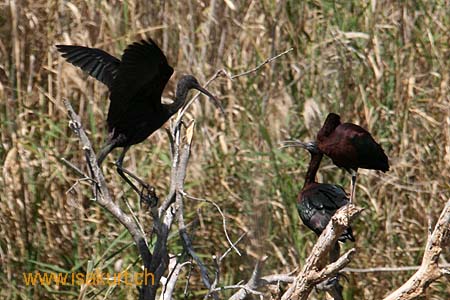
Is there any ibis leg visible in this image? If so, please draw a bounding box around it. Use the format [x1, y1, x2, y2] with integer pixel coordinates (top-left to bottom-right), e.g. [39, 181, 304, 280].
[115, 147, 157, 206]
[327, 278, 344, 300]
[97, 142, 116, 166]
[115, 146, 139, 192]
[317, 277, 343, 300]
[349, 170, 357, 203]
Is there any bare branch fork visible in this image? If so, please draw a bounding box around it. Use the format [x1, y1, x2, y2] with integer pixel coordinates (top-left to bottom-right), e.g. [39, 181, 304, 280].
[226, 204, 362, 300]
[174, 47, 293, 127]
[64, 100, 157, 298]
[383, 196, 450, 300]
[64, 99, 201, 300]
[221, 196, 450, 300]
[64, 100, 153, 271]
[280, 204, 362, 300]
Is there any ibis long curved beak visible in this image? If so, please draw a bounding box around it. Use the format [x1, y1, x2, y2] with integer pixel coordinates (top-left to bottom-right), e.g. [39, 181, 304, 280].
[195, 84, 225, 116]
[280, 140, 318, 152]
[281, 140, 309, 148]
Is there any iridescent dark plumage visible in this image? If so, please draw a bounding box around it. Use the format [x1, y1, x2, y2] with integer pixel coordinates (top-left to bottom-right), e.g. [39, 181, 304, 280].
[57, 39, 223, 195]
[294, 142, 354, 242]
[282, 140, 351, 299]
[317, 113, 389, 173]
[317, 113, 389, 201]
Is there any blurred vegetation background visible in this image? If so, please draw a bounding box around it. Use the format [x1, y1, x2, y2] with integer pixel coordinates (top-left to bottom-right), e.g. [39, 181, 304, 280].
[0, 0, 449, 299]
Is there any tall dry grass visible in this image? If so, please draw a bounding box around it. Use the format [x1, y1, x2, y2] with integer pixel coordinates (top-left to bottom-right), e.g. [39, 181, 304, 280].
[0, 0, 449, 299]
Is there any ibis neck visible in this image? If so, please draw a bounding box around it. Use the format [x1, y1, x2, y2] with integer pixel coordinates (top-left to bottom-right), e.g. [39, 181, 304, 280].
[303, 152, 323, 187]
[166, 83, 191, 116]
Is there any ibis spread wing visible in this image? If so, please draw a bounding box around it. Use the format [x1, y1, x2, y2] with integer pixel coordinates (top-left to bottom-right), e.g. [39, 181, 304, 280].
[56, 45, 120, 88]
[108, 39, 174, 128]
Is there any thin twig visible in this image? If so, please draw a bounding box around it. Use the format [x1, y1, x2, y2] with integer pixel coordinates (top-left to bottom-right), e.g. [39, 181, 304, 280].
[178, 194, 216, 298]
[205, 255, 221, 300]
[65, 177, 95, 196]
[220, 232, 247, 262]
[174, 47, 293, 127]
[122, 195, 147, 245]
[215, 284, 265, 295]
[183, 260, 194, 298]
[183, 192, 241, 256]
[229, 257, 267, 300]
[343, 263, 450, 273]
[161, 261, 191, 300]
[230, 48, 293, 79]
[61, 157, 91, 179]
[210, 273, 296, 296]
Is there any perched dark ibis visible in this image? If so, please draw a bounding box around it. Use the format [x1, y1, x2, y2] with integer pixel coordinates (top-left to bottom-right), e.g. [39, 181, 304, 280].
[57, 39, 224, 196]
[316, 113, 389, 202]
[282, 141, 354, 243]
[282, 140, 352, 300]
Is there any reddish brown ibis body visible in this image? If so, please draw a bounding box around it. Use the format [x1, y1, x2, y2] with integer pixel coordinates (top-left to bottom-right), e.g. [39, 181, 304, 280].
[57, 39, 223, 197]
[317, 113, 389, 202]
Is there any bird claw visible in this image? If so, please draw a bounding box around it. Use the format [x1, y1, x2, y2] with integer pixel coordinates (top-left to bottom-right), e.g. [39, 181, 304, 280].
[140, 185, 158, 208]
[68, 120, 81, 132]
[316, 275, 341, 292]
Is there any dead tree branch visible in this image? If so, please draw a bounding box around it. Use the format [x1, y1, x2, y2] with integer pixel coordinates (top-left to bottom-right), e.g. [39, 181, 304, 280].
[143, 121, 198, 300]
[383, 197, 450, 300]
[228, 258, 267, 300]
[343, 263, 450, 274]
[174, 47, 293, 126]
[64, 100, 153, 272]
[281, 204, 362, 300]
[224, 205, 361, 300]
[64, 99, 199, 300]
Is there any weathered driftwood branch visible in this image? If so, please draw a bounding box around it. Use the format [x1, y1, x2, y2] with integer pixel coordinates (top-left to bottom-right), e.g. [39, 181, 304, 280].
[64, 99, 153, 271]
[160, 260, 191, 300]
[228, 258, 267, 300]
[383, 197, 450, 300]
[225, 262, 295, 300]
[226, 205, 361, 300]
[281, 204, 362, 300]
[64, 99, 198, 300]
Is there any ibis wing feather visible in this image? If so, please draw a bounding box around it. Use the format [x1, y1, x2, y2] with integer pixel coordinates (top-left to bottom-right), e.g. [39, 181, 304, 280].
[338, 123, 390, 171]
[56, 45, 120, 88]
[306, 184, 349, 212]
[320, 123, 389, 172]
[298, 183, 353, 241]
[108, 39, 174, 129]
